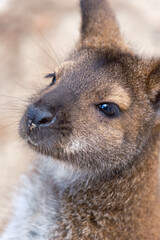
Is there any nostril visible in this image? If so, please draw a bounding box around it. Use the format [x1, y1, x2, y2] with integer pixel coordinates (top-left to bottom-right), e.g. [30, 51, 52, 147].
[34, 110, 54, 126]
[38, 116, 53, 125]
[27, 104, 55, 128]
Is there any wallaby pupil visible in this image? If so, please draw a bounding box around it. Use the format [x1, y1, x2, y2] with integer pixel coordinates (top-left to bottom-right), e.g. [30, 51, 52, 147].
[98, 103, 120, 117]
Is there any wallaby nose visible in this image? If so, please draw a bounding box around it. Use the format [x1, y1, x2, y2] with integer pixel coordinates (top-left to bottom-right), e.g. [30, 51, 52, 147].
[27, 104, 54, 129]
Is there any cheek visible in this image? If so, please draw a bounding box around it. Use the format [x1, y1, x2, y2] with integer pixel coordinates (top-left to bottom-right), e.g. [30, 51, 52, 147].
[93, 109, 124, 145]
[64, 106, 125, 154]
[64, 137, 90, 154]
[99, 123, 124, 147]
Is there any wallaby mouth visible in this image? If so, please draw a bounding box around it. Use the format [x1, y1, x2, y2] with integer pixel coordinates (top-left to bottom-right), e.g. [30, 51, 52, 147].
[19, 99, 72, 157]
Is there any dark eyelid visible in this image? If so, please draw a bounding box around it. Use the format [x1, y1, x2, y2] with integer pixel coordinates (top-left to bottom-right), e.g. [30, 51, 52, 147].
[96, 102, 119, 108]
[45, 73, 56, 86]
[45, 73, 55, 79]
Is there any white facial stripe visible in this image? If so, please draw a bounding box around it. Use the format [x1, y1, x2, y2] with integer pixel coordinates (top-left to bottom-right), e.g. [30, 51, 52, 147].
[65, 138, 89, 154]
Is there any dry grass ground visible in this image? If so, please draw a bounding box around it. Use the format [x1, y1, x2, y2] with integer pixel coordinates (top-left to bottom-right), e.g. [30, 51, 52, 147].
[0, 0, 160, 232]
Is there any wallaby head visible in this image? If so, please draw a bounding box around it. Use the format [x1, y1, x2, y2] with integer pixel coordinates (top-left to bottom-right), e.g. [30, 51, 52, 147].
[19, 0, 160, 177]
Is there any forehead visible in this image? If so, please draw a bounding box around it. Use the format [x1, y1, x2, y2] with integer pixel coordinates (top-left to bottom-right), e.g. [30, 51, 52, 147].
[45, 49, 145, 111]
[58, 49, 137, 94]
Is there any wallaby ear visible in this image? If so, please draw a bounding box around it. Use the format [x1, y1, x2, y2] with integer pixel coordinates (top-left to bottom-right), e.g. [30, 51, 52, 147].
[146, 61, 160, 126]
[79, 0, 126, 49]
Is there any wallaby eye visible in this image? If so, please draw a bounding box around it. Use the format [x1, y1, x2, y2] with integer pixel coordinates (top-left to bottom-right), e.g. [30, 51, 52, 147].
[97, 103, 120, 117]
[45, 73, 56, 86]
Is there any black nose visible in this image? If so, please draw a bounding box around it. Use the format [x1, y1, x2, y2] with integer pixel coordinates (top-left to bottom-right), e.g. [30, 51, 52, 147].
[27, 104, 54, 129]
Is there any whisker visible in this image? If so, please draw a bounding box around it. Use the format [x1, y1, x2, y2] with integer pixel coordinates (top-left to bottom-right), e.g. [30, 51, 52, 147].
[35, 42, 58, 67]
[33, 24, 62, 66]
[22, 53, 54, 72]
[0, 95, 29, 103]
[13, 80, 34, 92]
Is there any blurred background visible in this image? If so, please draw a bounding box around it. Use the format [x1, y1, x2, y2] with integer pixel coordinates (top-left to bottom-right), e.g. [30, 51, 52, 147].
[0, 0, 160, 231]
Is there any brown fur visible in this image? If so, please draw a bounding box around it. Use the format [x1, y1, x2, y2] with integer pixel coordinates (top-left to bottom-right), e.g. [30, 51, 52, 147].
[1, 0, 160, 239]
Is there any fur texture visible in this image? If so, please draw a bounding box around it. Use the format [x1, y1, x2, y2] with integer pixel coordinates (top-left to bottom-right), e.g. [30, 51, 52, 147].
[1, 0, 160, 239]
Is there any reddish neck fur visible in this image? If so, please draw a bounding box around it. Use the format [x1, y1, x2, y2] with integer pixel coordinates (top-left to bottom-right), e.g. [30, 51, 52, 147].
[61, 130, 160, 239]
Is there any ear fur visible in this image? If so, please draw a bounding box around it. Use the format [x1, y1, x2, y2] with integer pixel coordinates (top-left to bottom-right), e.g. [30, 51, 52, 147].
[79, 0, 126, 49]
[146, 61, 160, 126]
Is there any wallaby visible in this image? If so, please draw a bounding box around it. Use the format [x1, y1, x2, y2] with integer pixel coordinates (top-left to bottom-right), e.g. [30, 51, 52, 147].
[0, 0, 160, 239]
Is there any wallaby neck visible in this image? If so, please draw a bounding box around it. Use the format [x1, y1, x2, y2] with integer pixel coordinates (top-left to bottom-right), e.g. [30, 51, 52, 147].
[60, 133, 160, 239]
